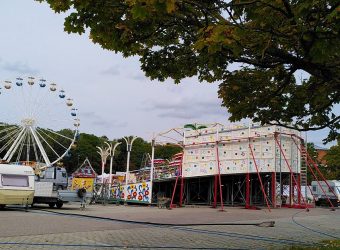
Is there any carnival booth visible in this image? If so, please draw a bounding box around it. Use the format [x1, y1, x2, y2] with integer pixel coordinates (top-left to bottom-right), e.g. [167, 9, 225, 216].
[71, 158, 97, 192]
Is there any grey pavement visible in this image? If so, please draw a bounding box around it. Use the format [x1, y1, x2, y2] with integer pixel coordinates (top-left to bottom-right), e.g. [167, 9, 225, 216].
[0, 204, 339, 249]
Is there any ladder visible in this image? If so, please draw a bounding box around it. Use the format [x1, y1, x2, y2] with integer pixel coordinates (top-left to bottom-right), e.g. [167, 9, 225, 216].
[274, 133, 307, 208]
[300, 144, 308, 190]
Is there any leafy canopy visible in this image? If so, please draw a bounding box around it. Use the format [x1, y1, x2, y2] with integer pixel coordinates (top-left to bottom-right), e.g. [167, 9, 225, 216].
[38, 0, 340, 142]
[323, 140, 340, 179]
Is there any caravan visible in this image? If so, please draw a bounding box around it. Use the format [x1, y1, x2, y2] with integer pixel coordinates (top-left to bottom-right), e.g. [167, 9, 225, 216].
[0, 164, 35, 208]
[312, 180, 340, 206]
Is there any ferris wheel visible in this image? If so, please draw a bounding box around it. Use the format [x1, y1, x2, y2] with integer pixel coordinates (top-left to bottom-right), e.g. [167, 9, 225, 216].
[0, 76, 80, 167]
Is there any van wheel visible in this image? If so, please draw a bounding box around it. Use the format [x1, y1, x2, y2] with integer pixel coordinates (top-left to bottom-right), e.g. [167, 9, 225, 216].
[57, 185, 64, 190]
[56, 202, 63, 209]
[0, 204, 6, 209]
[49, 203, 56, 208]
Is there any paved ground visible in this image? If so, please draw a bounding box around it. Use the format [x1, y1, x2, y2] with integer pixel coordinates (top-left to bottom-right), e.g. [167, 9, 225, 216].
[0, 204, 339, 249]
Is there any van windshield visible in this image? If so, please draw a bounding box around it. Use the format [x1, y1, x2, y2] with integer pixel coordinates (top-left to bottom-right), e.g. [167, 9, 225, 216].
[1, 174, 29, 187]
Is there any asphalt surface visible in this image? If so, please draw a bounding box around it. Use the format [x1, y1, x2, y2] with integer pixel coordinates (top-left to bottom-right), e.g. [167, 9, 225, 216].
[0, 204, 339, 249]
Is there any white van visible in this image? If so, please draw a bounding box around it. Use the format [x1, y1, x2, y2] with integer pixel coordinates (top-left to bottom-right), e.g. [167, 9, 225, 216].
[0, 164, 35, 208]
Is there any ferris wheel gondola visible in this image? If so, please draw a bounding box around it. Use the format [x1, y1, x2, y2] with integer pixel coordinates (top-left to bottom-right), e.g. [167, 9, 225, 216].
[0, 76, 80, 167]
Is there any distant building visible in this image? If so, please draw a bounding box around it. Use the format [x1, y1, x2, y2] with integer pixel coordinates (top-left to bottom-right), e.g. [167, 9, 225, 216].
[314, 145, 329, 165]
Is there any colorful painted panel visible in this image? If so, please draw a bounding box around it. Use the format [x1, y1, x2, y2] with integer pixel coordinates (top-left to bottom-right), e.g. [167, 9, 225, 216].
[71, 178, 94, 192]
[125, 181, 151, 203]
[111, 185, 124, 200]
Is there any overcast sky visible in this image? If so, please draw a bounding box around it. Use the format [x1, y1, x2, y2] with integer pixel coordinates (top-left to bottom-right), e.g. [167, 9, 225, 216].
[0, 0, 337, 147]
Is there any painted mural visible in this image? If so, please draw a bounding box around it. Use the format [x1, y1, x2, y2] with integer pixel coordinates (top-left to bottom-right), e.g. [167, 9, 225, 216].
[125, 181, 151, 203]
[111, 181, 152, 203]
[71, 178, 94, 192]
[111, 185, 124, 200]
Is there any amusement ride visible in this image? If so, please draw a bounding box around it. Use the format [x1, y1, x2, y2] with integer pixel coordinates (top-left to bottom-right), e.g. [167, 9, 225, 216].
[0, 76, 79, 173]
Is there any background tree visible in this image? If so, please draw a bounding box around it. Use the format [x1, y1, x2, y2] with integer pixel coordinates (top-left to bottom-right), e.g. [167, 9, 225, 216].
[323, 140, 340, 179]
[155, 143, 182, 160]
[306, 142, 339, 182]
[113, 137, 151, 172]
[112, 138, 182, 172]
[306, 142, 318, 184]
[38, 0, 340, 142]
[63, 132, 106, 173]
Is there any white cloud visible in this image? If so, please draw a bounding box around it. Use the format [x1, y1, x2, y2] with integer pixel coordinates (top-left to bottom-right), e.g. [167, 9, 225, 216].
[101, 66, 120, 76]
[0, 60, 39, 75]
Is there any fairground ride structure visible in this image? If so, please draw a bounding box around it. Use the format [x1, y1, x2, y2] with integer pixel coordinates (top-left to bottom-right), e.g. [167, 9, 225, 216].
[0, 76, 79, 174]
[111, 123, 337, 211]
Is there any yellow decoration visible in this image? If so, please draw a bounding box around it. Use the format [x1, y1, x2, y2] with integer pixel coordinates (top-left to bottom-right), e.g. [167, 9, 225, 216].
[71, 178, 94, 192]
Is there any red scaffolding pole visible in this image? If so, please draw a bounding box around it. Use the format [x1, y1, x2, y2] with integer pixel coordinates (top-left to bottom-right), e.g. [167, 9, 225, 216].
[306, 154, 338, 199]
[169, 152, 184, 209]
[179, 153, 184, 207]
[297, 174, 301, 205]
[213, 175, 218, 208]
[245, 172, 251, 208]
[291, 137, 336, 210]
[215, 141, 224, 211]
[169, 176, 179, 209]
[290, 136, 317, 205]
[290, 173, 294, 207]
[274, 134, 307, 209]
[305, 157, 334, 209]
[248, 144, 271, 212]
[271, 172, 276, 208]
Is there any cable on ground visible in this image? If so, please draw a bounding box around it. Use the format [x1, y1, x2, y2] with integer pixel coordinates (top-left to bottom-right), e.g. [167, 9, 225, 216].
[291, 210, 339, 239]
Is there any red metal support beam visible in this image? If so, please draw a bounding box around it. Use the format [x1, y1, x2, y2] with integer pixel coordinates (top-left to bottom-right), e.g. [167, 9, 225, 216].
[306, 153, 338, 199]
[179, 153, 184, 207]
[245, 172, 250, 208]
[290, 133, 337, 200]
[306, 184, 317, 205]
[306, 159, 335, 210]
[290, 173, 293, 207]
[274, 135, 307, 208]
[213, 175, 218, 208]
[249, 144, 271, 212]
[291, 137, 336, 210]
[297, 174, 301, 205]
[271, 172, 276, 208]
[179, 177, 184, 207]
[169, 176, 179, 209]
[215, 141, 224, 211]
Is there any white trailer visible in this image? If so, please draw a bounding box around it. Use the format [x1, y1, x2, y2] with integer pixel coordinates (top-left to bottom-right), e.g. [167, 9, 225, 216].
[33, 182, 64, 208]
[33, 181, 92, 208]
[0, 164, 35, 208]
[311, 180, 340, 206]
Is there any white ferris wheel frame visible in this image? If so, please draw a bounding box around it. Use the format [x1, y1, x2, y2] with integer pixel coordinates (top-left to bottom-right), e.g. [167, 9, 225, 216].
[0, 76, 79, 167]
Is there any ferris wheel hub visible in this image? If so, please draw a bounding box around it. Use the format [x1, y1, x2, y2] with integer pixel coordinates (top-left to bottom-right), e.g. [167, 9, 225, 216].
[21, 118, 35, 127]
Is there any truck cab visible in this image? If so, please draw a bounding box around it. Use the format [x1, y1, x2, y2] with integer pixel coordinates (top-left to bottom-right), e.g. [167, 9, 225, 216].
[39, 167, 68, 190]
